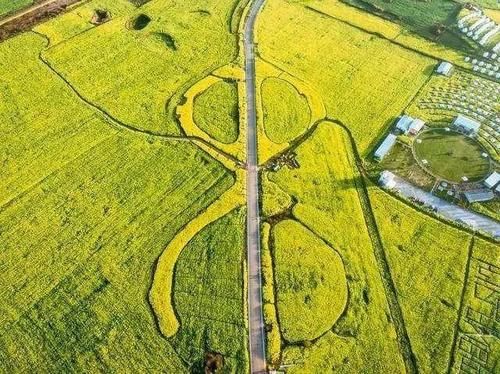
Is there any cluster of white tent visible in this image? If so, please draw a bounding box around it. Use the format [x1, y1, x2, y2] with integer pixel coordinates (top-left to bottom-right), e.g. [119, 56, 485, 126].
[416, 72, 500, 151]
[465, 56, 500, 80]
[458, 10, 500, 47]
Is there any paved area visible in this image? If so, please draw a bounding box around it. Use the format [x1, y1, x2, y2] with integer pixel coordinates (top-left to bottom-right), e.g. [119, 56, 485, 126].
[390, 174, 500, 239]
[244, 0, 267, 372]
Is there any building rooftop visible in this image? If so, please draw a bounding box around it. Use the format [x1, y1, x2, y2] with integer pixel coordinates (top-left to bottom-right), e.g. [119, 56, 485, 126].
[453, 114, 481, 132]
[374, 134, 397, 161]
[484, 171, 500, 189]
[436, 61, 453, 76]
[464, 189, 495, 203]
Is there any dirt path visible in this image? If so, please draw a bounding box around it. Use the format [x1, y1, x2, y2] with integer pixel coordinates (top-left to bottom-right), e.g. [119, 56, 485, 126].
[0, 0, 84, 41]
[244, 0, 267, 372]
[0, 0, 64, 26]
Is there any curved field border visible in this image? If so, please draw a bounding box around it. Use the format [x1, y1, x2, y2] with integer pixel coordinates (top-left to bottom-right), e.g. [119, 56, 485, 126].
[270, 219, 348, 343]
[412, 128, 492, 184]
[176, 64, 247, 162]
[149, 170, 246, 338]
[261, 76, 311, 144]
[255, 58, 326, 163]
[261, 222, 282, 367]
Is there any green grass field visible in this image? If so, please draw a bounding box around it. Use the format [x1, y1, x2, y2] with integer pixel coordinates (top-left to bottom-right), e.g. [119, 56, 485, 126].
[374, 141, 436, 190]
[262, 77, 310, 144]
[257, 0, 434, 155]
[340, 0, 469, 51]
[414, 130, 490, 182]
[270, 220, 347, 343]
[193, 80, 239, 144]
[0, 0, 32, 17]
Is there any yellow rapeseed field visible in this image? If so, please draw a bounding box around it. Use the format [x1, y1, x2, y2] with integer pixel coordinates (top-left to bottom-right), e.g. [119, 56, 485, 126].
[257, 0, 435, 155]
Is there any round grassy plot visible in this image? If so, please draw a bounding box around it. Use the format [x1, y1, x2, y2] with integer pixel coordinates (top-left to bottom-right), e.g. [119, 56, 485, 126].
[262, 78, 311, 144]
[414, 129, 490, 183]
[272, 220, 347, 343]
[193, 80, 239, 144]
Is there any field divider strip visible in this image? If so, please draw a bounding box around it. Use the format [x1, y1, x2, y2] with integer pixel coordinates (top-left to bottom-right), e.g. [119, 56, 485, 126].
[36, 47, 243, 170]
[325, 118, 419, 374]
[446, 235, 475, 373]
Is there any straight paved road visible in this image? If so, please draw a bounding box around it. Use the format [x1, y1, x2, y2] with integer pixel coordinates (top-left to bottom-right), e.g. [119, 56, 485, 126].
[390, 174, 500, 238]
[244, 0, 267, 373]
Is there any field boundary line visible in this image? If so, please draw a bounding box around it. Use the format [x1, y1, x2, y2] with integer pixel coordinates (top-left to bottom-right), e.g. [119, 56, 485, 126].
[325, 118, 419, 373]
[446, 235, 475, 374]
[303, 5, 441, 62]
[35, 45, 243, 169]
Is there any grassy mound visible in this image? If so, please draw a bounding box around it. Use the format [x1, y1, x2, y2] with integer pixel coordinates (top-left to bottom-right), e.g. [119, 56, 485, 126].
[0, 0, 32, 17]
[152, 32, 177, 50]
[193, 80, 239, 144]
[171, 209, 248, 372]
[272, 220, 347, 342]
[414, 129, 490, 182]
[262, 77, 310, 144]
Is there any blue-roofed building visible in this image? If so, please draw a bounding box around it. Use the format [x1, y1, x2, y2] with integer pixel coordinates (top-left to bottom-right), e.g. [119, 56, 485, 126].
[374, 134, 397, 161]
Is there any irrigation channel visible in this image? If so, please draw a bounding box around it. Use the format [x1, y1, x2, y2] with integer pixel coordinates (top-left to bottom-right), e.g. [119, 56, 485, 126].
[244, 0, 267, 372]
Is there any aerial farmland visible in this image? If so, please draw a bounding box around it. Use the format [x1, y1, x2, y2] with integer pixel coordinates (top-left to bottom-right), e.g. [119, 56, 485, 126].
[0, 0, 498, 373]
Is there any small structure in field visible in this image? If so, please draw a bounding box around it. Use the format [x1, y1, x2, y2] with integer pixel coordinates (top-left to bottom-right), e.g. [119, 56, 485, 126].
[91, 9, 111, 25]
[395, 115, 414, 134]
[374, 134, 397, 161]
[408, 118, 425, 135]
[453, 114, 481, 135]
[484, 171, 500, 189]
[379, 170, 396, 189]
[395, 115, 425, 135]
[436, 61, 454, 77]
[464, 189, 495, 203]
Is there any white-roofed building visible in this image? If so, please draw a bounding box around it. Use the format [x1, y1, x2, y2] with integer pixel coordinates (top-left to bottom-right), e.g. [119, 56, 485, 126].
[409, 118, 425, 135]
[484, 171, 500, 189]
[464, 190, 495, 203]
[453, 115, 481, 135]
[436, 61, 454, 76]
[395, 115, 414, 134]
[379, 170, 396, 189]
[374, 134, 397, 161]
[395, 116, 425, 136]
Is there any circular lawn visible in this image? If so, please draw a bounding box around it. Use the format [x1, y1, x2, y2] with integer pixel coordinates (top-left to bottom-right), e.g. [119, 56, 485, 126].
[414, 129, 490, 183]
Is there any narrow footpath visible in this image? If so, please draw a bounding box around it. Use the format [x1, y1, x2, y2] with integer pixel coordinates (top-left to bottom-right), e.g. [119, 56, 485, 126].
[0, 0, 77, 26]
[244, 0, 267, 372]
